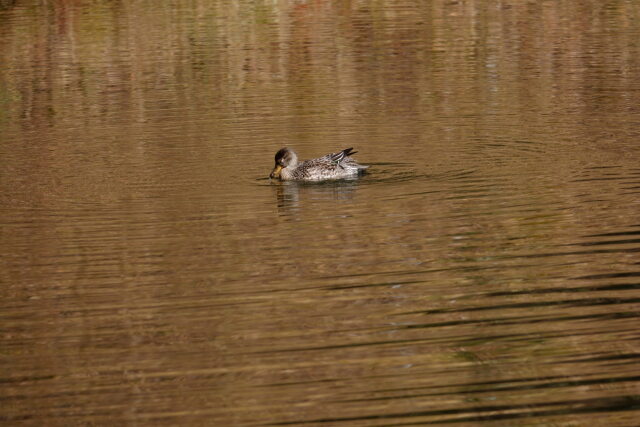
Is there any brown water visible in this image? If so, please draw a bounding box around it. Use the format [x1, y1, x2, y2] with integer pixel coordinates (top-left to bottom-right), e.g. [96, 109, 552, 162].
[1, 1, 640, 425]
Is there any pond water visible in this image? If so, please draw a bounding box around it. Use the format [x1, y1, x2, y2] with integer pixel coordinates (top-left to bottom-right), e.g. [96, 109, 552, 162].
[1, 1, 640, 425]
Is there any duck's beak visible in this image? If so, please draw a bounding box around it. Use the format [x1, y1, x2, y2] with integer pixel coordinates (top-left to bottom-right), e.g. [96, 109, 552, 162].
[270, 164, 282, 179]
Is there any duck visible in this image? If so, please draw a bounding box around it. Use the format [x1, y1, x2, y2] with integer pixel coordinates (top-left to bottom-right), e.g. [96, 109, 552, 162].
[269, 147, 369, 181]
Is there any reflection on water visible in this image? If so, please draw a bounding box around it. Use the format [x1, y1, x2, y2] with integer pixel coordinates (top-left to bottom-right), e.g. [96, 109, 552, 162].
[1, 0, 640, 425]
[273, 180, 361, 214]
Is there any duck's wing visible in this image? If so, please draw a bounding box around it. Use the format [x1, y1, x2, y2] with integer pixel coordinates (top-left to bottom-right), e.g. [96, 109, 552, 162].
[291, 148, 367, 180]
[329, 147, 357, 164]
[333, 148, 369, 171]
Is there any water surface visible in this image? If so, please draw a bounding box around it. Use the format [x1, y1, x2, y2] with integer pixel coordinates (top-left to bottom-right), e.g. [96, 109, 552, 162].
[1, 1, 640, 425]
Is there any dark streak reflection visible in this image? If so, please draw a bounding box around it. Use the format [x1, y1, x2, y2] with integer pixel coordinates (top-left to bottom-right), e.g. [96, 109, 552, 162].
[338, 375, 640, 403]
[265, 396, 640, 425]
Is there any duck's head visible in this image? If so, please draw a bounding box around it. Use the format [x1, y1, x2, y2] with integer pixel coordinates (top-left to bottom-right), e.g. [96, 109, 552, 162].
[270, 147, 298, 179]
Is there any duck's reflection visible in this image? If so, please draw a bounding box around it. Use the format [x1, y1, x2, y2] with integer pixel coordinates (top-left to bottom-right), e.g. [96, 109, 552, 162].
[273, 179, 361, 214]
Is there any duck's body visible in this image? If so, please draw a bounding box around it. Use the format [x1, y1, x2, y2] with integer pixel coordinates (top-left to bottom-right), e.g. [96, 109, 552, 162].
[270, 147, 369, 181]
